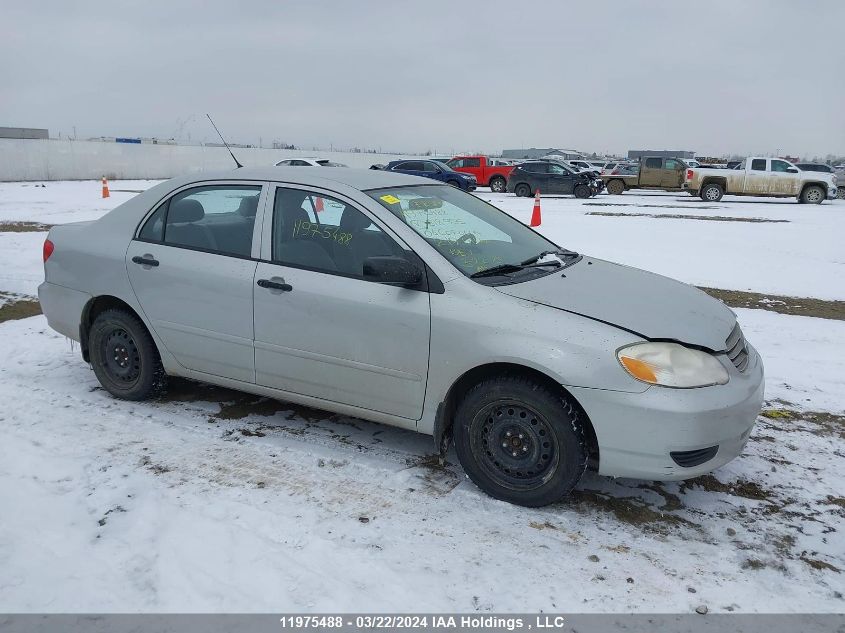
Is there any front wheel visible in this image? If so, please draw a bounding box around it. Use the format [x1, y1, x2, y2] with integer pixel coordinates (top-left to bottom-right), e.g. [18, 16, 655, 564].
[801, 185, 825, 204]
[514, 183, 532, 197]
[489, 176, 506, 193]
[700, 182, 724, 202]
[446, 180, 461, 189]
[89, 308, 165, 400]
[453, 376, 588, 507]
[573, 184, 591, 199]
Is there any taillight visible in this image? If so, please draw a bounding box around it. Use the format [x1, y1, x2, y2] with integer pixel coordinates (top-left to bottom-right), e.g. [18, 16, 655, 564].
[43, 238, 54, 262]
[686, 169, 694, 181]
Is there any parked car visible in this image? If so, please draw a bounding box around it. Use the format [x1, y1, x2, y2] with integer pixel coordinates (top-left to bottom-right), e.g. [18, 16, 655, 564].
[446, 155, 515, 192]
[684, 157, 838, 203]
[602, 156, 688, 194]
[38, 167, 764, 507]
[795, 163, 834, 174]
[683, 159, 701, 168]
[726, 160, 743, 170]
[601, 161, 637, 175]
[562, 159, 602, 177]
[274, 157, 348, 167]
[507, 160, 602, 198]
[386, 159, 476, 191]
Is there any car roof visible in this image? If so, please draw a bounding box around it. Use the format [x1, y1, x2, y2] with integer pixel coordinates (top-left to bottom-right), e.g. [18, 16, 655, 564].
[162, 166, 430, 191]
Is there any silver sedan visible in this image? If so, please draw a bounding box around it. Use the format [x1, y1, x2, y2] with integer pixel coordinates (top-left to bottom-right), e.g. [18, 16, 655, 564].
[38, 167, 764, 507]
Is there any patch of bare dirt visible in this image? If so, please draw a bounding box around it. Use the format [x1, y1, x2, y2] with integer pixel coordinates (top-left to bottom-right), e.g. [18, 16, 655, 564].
[585, 210, 786, 223]
[0, 296, 42, 323]
[0, 221, 53, 232]
[699, 287, 845, 321]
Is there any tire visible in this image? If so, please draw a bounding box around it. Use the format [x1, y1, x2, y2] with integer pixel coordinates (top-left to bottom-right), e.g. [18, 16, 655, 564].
[446, 180, 461, 189]
[688, 190, 698, 196]
[514, 183, 532, 198]
[573, 184, 591, 199]
[606, 179, 625, 195]
[89, 308, 166, 400]
[700, 182, 724, 202]
[453, 375, 588, 507]
[801, 185, 825, 204]
[837, 188, 845, 200]
[489, 176, 507, 193]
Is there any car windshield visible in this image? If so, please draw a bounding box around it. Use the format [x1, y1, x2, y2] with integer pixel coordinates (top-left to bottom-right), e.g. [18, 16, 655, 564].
[366, 184, 564, 283]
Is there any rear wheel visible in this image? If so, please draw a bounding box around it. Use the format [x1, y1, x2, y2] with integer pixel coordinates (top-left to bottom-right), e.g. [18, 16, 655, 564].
[801, 185, 825, 204]
[453, 375, 588, 507]
[89, 309, 165, 400]
[700, 182, 724, 202]
[514, 183, 532, 198]
[573, 184, 591, 199]
[606, 179, 625, 195]
[489, 176, 507, 193]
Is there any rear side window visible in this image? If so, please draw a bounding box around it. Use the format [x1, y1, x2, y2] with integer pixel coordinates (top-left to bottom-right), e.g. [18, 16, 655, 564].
[396, 161, 423, 171]
[664, 159, 682, 170]
[138, 185, 261, 258]
[751, 159, 767, 171]
[522, 162, 548, 174]
[644, 157, 662, 168]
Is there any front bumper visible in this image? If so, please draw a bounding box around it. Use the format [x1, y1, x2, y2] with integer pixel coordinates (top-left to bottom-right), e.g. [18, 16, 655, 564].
[567, 343, 764, 480]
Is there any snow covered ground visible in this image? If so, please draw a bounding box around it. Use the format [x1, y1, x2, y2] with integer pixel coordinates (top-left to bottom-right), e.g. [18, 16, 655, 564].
[0, 180, 843, 613]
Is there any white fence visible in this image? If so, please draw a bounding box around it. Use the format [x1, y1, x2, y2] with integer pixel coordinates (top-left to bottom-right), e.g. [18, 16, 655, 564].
[0, 139, 412, 181]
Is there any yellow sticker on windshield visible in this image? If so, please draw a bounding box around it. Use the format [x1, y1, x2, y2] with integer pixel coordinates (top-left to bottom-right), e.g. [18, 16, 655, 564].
[380, 194, 401, 204]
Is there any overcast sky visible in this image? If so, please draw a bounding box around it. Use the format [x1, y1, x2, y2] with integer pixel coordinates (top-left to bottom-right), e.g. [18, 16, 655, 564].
[2, 1, 843, 158]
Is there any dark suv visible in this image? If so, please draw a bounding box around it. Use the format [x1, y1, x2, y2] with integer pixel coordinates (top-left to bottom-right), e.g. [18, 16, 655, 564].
[386, 159, 477, 191]
[506, 160, 601, 198]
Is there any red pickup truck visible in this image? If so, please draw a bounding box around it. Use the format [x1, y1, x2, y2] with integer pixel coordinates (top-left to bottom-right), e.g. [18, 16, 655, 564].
[445, 155, 515, 192]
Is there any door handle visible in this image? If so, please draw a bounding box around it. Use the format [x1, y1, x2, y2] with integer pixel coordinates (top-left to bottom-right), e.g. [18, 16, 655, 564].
[132, 255, 159, 267]
[257, 278, 293, 292]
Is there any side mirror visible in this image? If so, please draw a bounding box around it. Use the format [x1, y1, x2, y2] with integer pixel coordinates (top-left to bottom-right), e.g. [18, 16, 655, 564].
[786, 168, 798, 173]
[363, 255, 423, 287]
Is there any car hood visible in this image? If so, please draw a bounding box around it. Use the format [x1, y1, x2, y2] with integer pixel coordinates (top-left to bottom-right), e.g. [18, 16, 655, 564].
[495, 257, 736, 351]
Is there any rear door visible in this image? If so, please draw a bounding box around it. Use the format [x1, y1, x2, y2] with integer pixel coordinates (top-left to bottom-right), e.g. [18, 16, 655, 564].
[252, 184, 431, 421]
[520, 162, 550, 194]
[126, 182, 266, 382]
[745, 158, 771, 194]
[639, 157, 663, 186]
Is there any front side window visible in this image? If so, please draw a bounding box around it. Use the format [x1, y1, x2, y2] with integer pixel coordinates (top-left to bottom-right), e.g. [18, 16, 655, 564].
[548, 163, 570, 175]
[368, 184, 560, 282]
[422, 162, 441, 173]
[272, 187, 402, 277]
[139, 185, 261, 258]
[771, 159, 792, 172]
[396, 161, 423, 171]
[751, 159, 767, 171]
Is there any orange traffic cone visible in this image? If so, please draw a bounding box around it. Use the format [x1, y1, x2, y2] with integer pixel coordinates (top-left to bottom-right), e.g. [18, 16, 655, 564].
[315, 196, 324, 212]
[101, 176, 110, 198]
[530, 189, 541, 227]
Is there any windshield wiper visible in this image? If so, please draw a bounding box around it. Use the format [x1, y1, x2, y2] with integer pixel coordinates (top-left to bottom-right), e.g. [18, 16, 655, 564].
[470, 263, 525, 278]
[470, 258, 565, 279]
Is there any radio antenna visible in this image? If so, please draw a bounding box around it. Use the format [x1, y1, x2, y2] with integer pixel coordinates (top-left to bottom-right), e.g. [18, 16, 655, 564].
[206, 113, 243, 168]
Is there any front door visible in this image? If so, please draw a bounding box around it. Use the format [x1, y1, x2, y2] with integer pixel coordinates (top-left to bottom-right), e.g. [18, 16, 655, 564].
[547, 162, 576, 194]
[127, 183, 265, 382]
[252, 185, 431, 421]
[661, 158, 685, 188]
[769, 159, 800, 196]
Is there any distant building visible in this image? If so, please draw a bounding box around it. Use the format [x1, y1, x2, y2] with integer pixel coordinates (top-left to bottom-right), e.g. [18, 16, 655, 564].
[501, 148, 583, 160]
[628, 149, 695, 159]
[0, 126, 49, 140]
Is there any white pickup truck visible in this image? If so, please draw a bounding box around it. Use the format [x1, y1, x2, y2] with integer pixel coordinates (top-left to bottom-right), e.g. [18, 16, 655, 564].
[684, 157, 837, 204]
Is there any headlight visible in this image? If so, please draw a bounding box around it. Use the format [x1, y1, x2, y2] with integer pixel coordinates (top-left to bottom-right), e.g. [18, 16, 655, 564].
[617, 342, 729, 388]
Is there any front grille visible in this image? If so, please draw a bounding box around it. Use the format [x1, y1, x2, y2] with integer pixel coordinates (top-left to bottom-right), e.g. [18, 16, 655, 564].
[670, 446, 719, 468]
[725, 322, 750, 372]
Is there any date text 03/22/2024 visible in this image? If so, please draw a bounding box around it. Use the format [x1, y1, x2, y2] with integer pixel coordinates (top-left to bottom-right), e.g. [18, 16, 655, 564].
[278, 615, 568, 630]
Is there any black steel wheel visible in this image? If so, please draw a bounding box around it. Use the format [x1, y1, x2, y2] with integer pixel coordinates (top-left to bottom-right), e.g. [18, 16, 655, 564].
[89, 308, 165, 400]
[453, 375, 588, 507]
